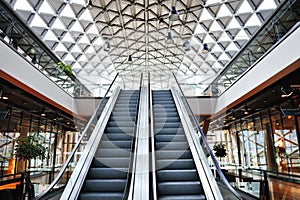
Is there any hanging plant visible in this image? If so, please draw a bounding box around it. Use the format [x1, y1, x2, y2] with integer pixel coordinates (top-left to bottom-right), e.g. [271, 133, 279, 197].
[213, 142, 227, 158]
[57, 62, 72, 76]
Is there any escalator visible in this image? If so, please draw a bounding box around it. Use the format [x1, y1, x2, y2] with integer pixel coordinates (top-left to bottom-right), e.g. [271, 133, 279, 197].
[152, 90, 206, 200]
[79, 90, 138, 200]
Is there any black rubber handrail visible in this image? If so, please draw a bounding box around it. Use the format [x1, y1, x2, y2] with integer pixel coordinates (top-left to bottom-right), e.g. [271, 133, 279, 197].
[34, 73, 119, 200]
[172, 72, 244, 200]
[122, 73, 143, 200]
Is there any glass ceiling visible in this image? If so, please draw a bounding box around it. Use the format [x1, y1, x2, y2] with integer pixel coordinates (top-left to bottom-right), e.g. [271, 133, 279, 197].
[5, 0, 281, 96]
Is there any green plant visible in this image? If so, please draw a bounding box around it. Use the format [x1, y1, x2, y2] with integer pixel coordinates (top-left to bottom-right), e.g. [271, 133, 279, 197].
[15, 133, 47, 169]
[213, 142, 227, 158]
[57, 62, 72, 76]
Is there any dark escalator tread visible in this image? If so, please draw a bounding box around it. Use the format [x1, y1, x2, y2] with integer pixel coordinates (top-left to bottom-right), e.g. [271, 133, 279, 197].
[155, 150, 192, 159]
[102, 134, 133, 141]
[87, 168, 128, 179]
[154, 116, 180, 122]
[107, 121, 135, 127]
[95, 148, 131, 158]
[155, 135, 186, 142]
[105, 127, 134, 133]
[156, 159, 195, 169]
[99, 141, 132, 149]
[155, 128, 185, 135]
[92, 157, 130, 168]
[82, 179, 126, 192]
[157, 169, 199, 181]
[155, 141, 189, 150]
[154, 122, 182, 128]
[159, 194, 206, 200]
[158, 181, 204, 195]
[79, 192, 124, 200]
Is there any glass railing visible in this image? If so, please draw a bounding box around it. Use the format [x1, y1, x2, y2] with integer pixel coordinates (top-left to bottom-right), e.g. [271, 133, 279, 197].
[33, 73, 120, 199]
[205, 0, 300, 96]
[217, 164, 300, 199]
[171, 72, 243, 199]
[0, 1, 91, 97]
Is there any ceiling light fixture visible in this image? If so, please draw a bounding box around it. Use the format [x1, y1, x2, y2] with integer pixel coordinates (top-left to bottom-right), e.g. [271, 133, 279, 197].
[166, 32, 174, 44]
[169, 6, 179, 21]
[183, 40, 191, 51]
[159, 18, 165, 27]
[103, 40, 110, 51]
[244, 106, 249, 115]
[128, 55, 133, 64]
[203, 43, 209, 53]
[87, 0, 94, 10]
[40, 108, 46, 116]
[281, 87, 293, 97]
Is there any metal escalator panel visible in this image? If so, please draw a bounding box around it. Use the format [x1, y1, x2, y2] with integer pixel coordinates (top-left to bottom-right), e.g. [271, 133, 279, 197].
[152, 90, 206, 200]
[79, 90, 139, 200]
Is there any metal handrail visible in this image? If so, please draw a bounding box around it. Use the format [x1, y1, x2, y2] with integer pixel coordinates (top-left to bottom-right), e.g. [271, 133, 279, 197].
[148, 73, 157, 200]
[122, 73, 143, 200]
[172, 72, 244, 200]
[34, 73, 119, 200]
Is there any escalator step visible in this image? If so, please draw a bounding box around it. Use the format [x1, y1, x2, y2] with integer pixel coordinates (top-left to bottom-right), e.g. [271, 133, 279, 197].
[154, 117, 180, 123]
[111, 111, 136, 116]
[155, 135, 186, 142]
[95, 148, 131, 158]
[105, 127, 134, 133]
[154, 112, 179, 117]
[155, 141, 189, 150]
[155, 150, 192, 159]
[82, 179, 126, 192]
[99, 141, 132, 149]
[153, 104, 177, 108]
[157, 181, 203, 195]
[103, 133, 133, 141]
[92, 157, 130, 168]
[154, 122, 182, 129]
[159, 194, 206, 200]
[87, 168, 128, 179]
[156, 159, 195, 169]
[157, 169, 199, 181]
[155, 128, 184, 135]
[107, 121, 135, 127]
[79, 192, 124, 200]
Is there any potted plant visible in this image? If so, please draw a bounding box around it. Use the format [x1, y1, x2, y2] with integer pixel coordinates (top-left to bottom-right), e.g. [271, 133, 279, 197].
[213, 142, 227, 163]
[15, 133, 47, 199]
[57, 62, 72, 76]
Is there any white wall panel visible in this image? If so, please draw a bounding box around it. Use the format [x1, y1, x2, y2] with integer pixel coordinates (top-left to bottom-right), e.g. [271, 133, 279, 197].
[0, 41, 77, 114]
[215, 26, 300, 114]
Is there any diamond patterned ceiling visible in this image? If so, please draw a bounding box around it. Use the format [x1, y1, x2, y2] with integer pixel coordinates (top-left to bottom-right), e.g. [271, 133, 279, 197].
[6, 0, 280, 95]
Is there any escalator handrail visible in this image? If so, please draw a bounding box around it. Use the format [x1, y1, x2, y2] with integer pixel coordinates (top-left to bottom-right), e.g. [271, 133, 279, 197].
[148, 73, 157, 200]
[34, 73, 119, 200]
[122, 73, 143, 200]
[172, 72, 244, 200]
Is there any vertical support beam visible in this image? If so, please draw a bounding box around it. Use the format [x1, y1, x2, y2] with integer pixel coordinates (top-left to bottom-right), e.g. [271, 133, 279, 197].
[51, 127, 58, 182]
[202, 118, 211, 136]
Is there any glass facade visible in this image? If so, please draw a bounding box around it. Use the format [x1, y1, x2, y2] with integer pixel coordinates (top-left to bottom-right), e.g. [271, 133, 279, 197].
[208, 98, 300, 197]
[0, 99, 81, 181]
